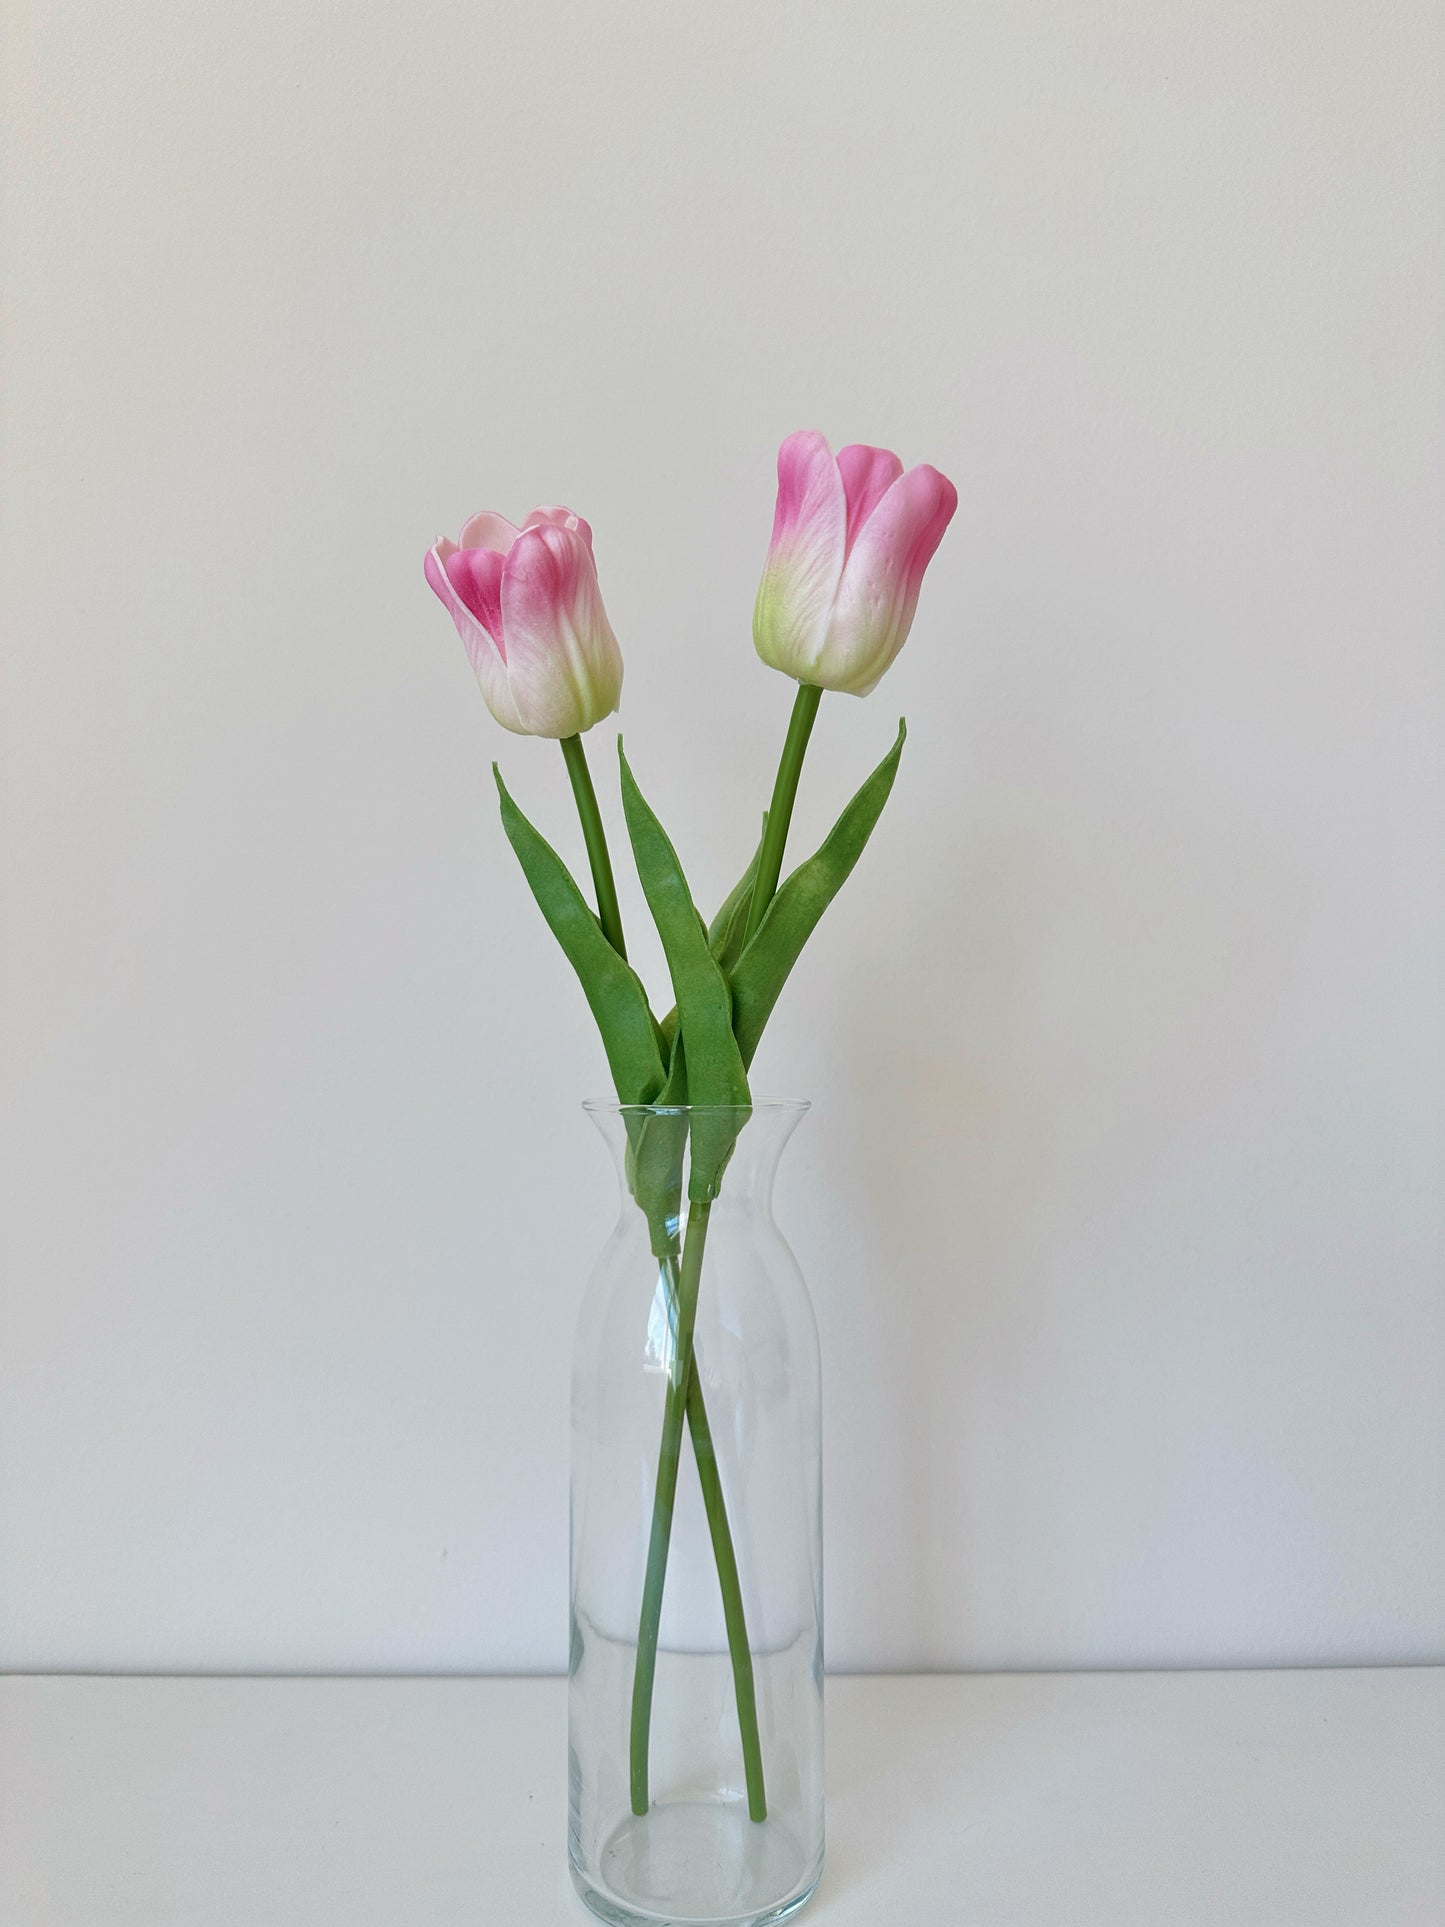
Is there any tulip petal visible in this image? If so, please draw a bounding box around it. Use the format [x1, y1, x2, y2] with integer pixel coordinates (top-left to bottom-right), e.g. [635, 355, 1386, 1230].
[825, 464, 957, 694]
[458, 510, 520, 553]
[835, 444, 903, 560]
[444, 544, 508, 653]
[752, 430, 847, 680]
[500, 522, 623, 737]
[523, 504, 595, 555]
[425, 542, 526, 732]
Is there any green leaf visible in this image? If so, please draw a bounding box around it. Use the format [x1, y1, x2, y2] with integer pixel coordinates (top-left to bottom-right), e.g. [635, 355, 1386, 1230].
[629, 1048, 692, 1255]
[730, 720, 907, 1070]
[619, 743, 750, 1200]
[657, 817, 766, 1051]
[494, 765, 666, 1105]
[708, 815, 766, 974]
[624, 1031, 690, 1254]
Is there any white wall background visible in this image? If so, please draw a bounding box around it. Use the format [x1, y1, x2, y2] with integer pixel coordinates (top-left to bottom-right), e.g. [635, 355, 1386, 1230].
[3, 0, 1442, 1675]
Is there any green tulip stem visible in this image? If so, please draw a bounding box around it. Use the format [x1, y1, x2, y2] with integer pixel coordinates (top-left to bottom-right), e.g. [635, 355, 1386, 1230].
[630, 1199, 767, 1819]
[647, 1244, 765, 1820]
[559, 736, 764, 1817]
[560, 732, 626, 960]
[558, 733, 766, 1819]
[686, 1364, 767, 1821]
[742, 681, 823, 948]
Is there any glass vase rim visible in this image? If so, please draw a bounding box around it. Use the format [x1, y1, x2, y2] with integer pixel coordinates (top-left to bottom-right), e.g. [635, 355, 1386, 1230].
[581, 1096, 810, 1118]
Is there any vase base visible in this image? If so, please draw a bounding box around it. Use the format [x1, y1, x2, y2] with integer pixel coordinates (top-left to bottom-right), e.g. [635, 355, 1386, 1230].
[570, 1801, 822, 1927]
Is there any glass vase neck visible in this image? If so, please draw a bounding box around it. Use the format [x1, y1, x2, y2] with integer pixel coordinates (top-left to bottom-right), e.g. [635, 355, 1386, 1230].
[583, 1100, 809, 1216]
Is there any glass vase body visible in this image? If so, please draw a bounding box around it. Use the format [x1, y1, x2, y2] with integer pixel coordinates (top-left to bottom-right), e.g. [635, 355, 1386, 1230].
[569, 1101, 823, 1927]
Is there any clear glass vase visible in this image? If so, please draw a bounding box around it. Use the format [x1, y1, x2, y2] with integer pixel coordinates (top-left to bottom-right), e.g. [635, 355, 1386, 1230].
[569, 1100, 823, 1927]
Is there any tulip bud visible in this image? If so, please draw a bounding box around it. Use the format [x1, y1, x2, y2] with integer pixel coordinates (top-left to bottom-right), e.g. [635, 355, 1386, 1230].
[753, 431, 956, 696]
[425, 506, 623, 737]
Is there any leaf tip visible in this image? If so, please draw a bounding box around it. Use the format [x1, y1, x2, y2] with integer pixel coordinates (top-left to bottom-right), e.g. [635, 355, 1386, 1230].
[617, 736, 642, 806]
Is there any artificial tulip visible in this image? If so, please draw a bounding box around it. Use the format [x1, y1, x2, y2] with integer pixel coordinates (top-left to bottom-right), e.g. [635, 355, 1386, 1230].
[753, 430, 957, 696]
[425, 506, 623, 737]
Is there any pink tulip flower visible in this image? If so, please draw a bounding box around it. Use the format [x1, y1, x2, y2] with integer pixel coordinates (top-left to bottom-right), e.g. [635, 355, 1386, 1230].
[425, 507, 623, 737]
[753, 431, 957, 696]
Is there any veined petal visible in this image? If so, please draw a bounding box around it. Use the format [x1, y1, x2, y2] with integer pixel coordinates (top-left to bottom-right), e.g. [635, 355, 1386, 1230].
[500, 522, 623, 737]
[835, 443, 903, 560]
[424, 543, 526, 732]
[753, 430, 847, 679]
[824, 464, 958, 694]
[458, 510, 520, 553]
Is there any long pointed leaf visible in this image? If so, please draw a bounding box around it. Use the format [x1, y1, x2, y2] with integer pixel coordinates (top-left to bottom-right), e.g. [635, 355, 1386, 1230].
[494, 765, 666, 1104]
[658, 816, 766, 1052]
[730, 720, 907, 1069]
[625, 1030, 690, 1252]
[619, 744, 750, 1200]
[707, 815, 766, 972]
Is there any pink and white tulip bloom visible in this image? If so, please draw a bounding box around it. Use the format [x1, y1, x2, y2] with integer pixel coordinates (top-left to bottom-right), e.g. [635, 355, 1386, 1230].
[424, 507, 623, 737]
[753, 431, 957, 696]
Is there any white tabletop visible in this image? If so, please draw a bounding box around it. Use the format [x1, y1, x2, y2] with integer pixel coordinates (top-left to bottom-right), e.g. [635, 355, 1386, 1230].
[2, 1669, 1441, 1924]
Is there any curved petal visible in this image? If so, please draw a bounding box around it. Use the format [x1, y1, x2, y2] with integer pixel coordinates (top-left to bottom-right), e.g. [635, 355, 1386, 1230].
[522, 504, 595, 556]
[443, 545, 507, 655]
[499, 523, 623, 737]
[424, 541, 470, 635]
[835, 443, 903, 560]
[424, 543, 526, 732]
[458, 510, 521, 553]
[824, 464, 958, 694]
[752, 430, 847, 679]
